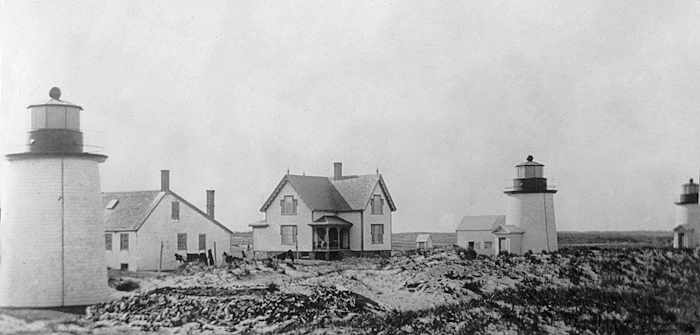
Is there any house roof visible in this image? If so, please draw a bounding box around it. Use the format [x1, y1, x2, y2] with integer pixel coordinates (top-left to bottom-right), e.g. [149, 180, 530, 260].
[456, 215, 506, 231]
[416, 234, 431, 242]
[103, 191, 164, 231]
[260, 173, 396, 212]
[310, 215, 353, 226]
[492, 225, 525, 234]
[673, 224, 695, 232]
[102, 190, 233, 234]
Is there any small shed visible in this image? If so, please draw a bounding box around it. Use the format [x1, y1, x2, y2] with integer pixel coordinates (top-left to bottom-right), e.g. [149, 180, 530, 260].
[416, 234, 433, 250]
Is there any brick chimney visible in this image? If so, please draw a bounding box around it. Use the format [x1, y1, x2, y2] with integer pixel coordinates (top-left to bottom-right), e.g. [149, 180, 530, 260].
[161, 170, 170, 191]
[206, 190, 215, 219]
[334, 162, 342, 180]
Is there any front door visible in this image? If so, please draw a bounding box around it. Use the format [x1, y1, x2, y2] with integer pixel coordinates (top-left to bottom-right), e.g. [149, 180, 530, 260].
[499, 238, 507, 253]
[678, 232, 685, 248]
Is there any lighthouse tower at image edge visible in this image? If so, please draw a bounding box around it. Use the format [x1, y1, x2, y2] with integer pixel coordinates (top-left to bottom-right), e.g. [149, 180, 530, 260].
[0, 87, 109, 307]
[503, 155, 558, 254]
[673, 178, 700, 249]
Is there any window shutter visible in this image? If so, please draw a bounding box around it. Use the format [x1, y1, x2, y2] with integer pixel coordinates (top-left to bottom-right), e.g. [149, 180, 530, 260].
[293, 199, 298, 214]
[280, 199, 284, 211]
[380, 199, 384, 214]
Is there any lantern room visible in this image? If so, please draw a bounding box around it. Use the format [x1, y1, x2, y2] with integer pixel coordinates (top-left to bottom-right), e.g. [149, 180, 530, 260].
[676, 178, 699, 205]
[505, 155, 556, 194]
[26, 87, 84, 154]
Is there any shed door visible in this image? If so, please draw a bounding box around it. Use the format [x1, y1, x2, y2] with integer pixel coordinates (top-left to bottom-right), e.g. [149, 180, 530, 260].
[678, 233, 685, 248]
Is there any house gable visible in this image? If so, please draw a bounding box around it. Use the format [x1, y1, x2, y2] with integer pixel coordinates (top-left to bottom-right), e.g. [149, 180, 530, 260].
[102, 190, 232, 234]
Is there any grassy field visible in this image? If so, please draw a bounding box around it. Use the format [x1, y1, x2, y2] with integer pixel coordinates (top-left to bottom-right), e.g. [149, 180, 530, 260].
[236, 230, 675, 252]
[392, 230, 674, 251]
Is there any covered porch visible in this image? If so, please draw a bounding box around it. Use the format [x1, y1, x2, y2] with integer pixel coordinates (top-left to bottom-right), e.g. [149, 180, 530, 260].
[309, 215, 352, 260]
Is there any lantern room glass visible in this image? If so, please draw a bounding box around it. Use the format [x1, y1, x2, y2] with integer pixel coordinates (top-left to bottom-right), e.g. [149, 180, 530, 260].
[31, 106, 46, 129]
[517, 165, 543, 178]
[683, 183, 699, 195]
[30, 106, 80, 130]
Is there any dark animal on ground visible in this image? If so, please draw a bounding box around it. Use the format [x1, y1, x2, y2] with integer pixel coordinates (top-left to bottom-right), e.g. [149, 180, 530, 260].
[175, 253, 185, 263]
[222, 251, 242, 265]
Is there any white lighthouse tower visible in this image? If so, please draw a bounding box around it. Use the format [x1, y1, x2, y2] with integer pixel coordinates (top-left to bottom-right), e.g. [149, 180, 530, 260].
[497, 155, 558, 254]
[672, 178, 700, 249]
[0, 87, 109, 307]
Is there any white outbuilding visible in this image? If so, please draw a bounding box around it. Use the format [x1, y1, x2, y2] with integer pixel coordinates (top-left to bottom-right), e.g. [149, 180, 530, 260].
[415, 234, 434, 250]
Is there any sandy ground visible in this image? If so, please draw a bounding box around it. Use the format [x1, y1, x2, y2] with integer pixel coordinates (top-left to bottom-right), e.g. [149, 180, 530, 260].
[0, 249, 574, 334]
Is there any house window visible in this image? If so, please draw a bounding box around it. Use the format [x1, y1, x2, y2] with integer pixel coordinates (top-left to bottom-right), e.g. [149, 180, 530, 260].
[484, 241, 493, 249]
[199, 234, 206, 250]
[371, 195, 383, 215]
[121, 263, 129, 270]
[172, 201, 180, 220]
[371, 224, 384, 244]
[120, 233, 129, 250]
[280, 196, 297, 215]
[281, 225, 297, 245]
[468, 242, 475, 249]
[178, 233, 187, 251]
[105, 233, 112, 250]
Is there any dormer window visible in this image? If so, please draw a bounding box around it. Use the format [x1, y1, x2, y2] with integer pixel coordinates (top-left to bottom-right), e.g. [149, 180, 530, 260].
[371, 195, 383, 215]
[281, 195, 297, 215]
[106, 199, 119, 210]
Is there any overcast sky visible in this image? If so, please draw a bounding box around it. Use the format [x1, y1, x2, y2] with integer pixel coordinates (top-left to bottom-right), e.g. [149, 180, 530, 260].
[2, 1, 700, 233]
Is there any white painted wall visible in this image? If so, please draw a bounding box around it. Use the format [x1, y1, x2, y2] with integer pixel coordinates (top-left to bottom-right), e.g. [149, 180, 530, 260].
[505, 193, 557, 253]
[105, 231, 138, 270]
[0, 157, 109, 307]
[363, 183, 392, 252]
[456, 230, 496, 255]
[136, 193, 232, 271]
[674, 204, 700, 248]
[258, 183, 313, 253]
[337, 211, 361, 250]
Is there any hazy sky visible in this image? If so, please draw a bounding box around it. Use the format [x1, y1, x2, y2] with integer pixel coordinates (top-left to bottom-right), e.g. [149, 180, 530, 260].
[2, 1, 700, 232]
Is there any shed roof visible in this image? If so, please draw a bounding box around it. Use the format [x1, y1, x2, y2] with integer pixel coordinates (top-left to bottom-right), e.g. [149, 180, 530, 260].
[248, 220, 268, 228]
[310, 215, 353, 226]
[456, 215, 506, 231]
[416, 234, 432, 242]
[492, 225, 526, 234]
[673, 224, 695, 232]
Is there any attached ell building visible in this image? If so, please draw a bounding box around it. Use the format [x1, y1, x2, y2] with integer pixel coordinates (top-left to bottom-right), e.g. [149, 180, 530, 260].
[103, 170, 233, 271]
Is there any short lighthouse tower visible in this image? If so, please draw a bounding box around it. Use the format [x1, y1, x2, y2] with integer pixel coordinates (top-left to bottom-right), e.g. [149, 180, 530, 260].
[672, 179, 700, 249]
[0, 87, 109, 307]
[496, 155, 558, 254]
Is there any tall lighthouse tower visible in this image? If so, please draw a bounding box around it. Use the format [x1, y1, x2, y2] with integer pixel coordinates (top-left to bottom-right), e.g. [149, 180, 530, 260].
[503, 155, 558, 253]
[0, 87, 109, 307]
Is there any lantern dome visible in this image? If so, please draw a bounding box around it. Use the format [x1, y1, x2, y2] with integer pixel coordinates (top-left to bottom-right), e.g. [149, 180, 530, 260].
[676, 178, 699, 205]
[505, 155, 556, 194]
[25, 87, 84, 153]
